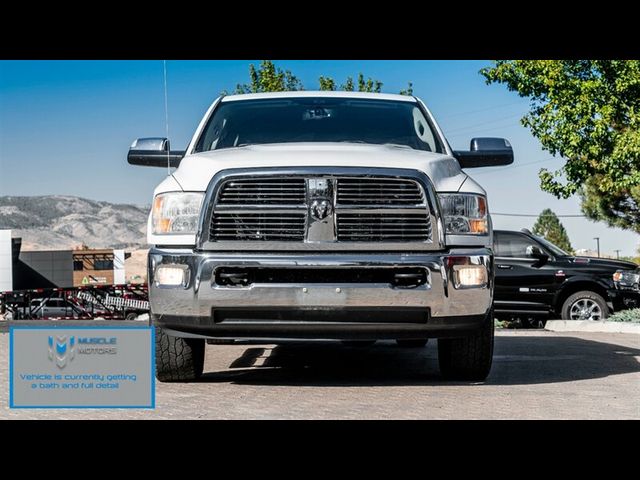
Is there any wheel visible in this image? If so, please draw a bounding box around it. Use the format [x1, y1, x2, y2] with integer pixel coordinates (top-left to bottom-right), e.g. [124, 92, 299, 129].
[155, 327, 205, 382]
[396, 339, 428, 348]
[125, 312, 138, 320]
[341, 340, 376, 346]
[561, 291, 608, 321]
[438, 310, 494, 381]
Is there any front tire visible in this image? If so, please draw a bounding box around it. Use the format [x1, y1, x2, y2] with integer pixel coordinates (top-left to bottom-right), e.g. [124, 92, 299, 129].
[438, 310, 494, 381]
[561, 291, 608, 321]
[155, 327, 205, 382]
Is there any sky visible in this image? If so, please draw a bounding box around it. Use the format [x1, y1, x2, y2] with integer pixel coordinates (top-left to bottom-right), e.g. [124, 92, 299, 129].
[0, 60, 637, 257]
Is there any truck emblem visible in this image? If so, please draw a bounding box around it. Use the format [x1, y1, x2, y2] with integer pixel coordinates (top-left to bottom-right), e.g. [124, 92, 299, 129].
[310, 198, 332, 220]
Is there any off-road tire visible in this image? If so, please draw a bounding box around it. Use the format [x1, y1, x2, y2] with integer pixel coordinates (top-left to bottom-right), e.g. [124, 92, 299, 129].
[155, 327, 205, 382]
[438, 311, 494, 381]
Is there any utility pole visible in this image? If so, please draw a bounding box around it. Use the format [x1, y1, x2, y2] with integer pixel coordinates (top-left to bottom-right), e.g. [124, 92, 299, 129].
[593, 237, 600, 258]
[614, 249, 621, 260]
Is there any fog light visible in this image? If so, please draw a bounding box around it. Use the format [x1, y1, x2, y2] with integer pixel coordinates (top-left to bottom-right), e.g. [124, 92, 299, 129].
[155, 265, 189, 287]
[452, 265, 487, 288]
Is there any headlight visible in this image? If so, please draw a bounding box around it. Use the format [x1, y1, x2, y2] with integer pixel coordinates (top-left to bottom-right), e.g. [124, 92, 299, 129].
[152, 192, 204, 235]
[438, 193, 488, 235]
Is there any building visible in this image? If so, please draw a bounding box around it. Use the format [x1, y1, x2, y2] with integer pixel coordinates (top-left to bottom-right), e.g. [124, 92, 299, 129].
[0, 230, 12, 292]
[0, 230, 128, 291]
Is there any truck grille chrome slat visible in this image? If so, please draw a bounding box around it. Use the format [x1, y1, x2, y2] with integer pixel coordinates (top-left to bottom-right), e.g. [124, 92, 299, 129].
[217, 178, 306, 205]
[337, 213, 431, 242]
[210, 213, 306, 241]
[336, 178, 423, 205]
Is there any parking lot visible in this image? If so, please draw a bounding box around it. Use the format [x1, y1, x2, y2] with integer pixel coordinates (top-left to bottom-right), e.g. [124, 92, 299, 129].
[1, 329, 638, 419]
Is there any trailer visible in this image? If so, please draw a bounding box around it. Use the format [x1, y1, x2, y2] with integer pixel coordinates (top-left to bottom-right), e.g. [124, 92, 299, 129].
[0, 283, 149, 320]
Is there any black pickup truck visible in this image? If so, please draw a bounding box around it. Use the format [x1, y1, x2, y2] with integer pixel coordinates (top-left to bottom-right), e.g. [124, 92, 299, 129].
[493, 229, 637, 326]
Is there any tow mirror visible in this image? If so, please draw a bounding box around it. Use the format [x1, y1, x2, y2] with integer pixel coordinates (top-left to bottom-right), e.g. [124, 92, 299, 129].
[127, 137, 185, 168]
[454, 137, 514, 168]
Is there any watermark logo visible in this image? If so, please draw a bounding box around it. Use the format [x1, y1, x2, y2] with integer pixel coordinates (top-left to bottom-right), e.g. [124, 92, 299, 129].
[47, 335, 76, 369]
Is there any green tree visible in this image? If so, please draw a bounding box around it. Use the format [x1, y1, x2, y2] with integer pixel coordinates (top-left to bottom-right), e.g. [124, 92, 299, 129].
[399, 82, 414, 96]
[580, 176, 640, 233]
[480, 61, 640, 232]
[318, 76, 336, 91]
[234, 60, 303, 93]
[233, 60, 412, 95]
[532, 209, 574, 254]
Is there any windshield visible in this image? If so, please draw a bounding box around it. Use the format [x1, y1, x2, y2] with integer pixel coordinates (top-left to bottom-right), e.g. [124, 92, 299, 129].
[535, 235, 569, 257]
[194, 97, 444, 153]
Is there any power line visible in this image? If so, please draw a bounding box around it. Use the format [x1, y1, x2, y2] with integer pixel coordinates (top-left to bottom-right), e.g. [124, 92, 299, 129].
[444, 112, 523, 135]
[469, 157, 559, 175]
[438, 101, 524, 121]
[492, 212, 586, 218]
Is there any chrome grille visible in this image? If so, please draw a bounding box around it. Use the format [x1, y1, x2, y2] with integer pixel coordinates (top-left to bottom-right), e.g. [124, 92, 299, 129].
[337, 178, 423, 205]
[206, 170, 438, 249]
[210, 213, 306, 241]
[217, 178, 306, 205]
[337, 213, 432, 242]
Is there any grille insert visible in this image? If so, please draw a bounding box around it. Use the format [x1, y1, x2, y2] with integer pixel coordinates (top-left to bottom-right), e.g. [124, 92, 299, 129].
[337, 178, 423, 205]
[210, 213, 306, 241]
[217, 178, 306, 205]
[337, 213, 432, 242]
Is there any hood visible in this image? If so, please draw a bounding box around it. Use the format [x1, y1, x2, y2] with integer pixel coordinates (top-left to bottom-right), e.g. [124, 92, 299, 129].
[570, 256, 637, 271]
[171, 143, 470, 193]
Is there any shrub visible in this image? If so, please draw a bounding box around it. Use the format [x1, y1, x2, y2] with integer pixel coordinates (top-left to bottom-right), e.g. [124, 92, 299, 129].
[608, 309, 640, 323]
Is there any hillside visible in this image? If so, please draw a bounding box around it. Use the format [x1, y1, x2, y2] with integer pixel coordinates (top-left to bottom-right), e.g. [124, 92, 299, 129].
[0, 195, 149, 250]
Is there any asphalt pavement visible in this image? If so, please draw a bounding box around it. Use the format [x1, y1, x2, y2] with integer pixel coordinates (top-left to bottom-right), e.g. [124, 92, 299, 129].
[1, 329, 638, 419]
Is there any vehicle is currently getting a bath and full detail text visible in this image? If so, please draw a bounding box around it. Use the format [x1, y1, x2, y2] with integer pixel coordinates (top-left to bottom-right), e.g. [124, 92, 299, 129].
[128, 91, 514, 381]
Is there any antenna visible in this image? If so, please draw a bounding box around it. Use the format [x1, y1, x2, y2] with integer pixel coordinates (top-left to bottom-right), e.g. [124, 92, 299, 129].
[162, 60, 171, 176]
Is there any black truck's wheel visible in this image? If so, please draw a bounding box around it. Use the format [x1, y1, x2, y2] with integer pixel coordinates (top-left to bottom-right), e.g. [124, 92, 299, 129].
[396, 339, 428, 348]
[561, 291, 608, 321]
[155, 327, 205, 382]
[438, 311, 494, 381]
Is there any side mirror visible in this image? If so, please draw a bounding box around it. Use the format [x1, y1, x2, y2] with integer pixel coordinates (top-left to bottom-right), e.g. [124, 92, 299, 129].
[127, 137, 185, 168]
[453, 137, 514, 168]
[526, 245, 549, 264]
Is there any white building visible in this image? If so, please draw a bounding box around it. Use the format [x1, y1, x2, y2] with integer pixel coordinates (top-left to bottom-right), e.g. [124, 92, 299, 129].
[0, 230, 12, 292]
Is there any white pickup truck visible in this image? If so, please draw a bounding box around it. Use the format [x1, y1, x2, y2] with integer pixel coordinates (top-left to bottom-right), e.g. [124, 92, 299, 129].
[128, 91, 514, 382]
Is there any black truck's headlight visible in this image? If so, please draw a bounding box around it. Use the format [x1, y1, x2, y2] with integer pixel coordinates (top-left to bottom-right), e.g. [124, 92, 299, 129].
[438, 193, 488, 235]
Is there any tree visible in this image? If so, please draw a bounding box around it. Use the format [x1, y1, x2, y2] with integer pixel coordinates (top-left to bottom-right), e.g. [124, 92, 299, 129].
[580, 176, 640, 233]
[399, 82, 414, 96]
[480, 61, 640, 232]
[234, 61, 303, 93]
[532, 209, 574, 254]
[233, 60, 413, 96]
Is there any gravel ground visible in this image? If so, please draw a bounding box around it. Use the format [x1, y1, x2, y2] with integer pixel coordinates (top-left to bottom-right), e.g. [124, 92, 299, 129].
[1, 330, 638, 419]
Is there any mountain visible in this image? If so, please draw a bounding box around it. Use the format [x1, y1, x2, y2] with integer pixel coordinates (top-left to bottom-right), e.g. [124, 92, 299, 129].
[0, 195, 149, 250]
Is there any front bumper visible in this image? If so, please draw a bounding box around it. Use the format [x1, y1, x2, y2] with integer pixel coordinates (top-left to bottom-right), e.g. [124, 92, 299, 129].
[148, 248, 493, 340]
[610, 287, 640, 311]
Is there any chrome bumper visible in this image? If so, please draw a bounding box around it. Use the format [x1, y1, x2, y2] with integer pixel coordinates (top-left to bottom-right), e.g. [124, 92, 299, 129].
[148, 248, 493, 340]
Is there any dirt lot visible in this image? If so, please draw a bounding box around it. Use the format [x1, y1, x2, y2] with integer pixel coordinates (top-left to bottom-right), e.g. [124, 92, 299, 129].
[1, 330, 638, 419]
